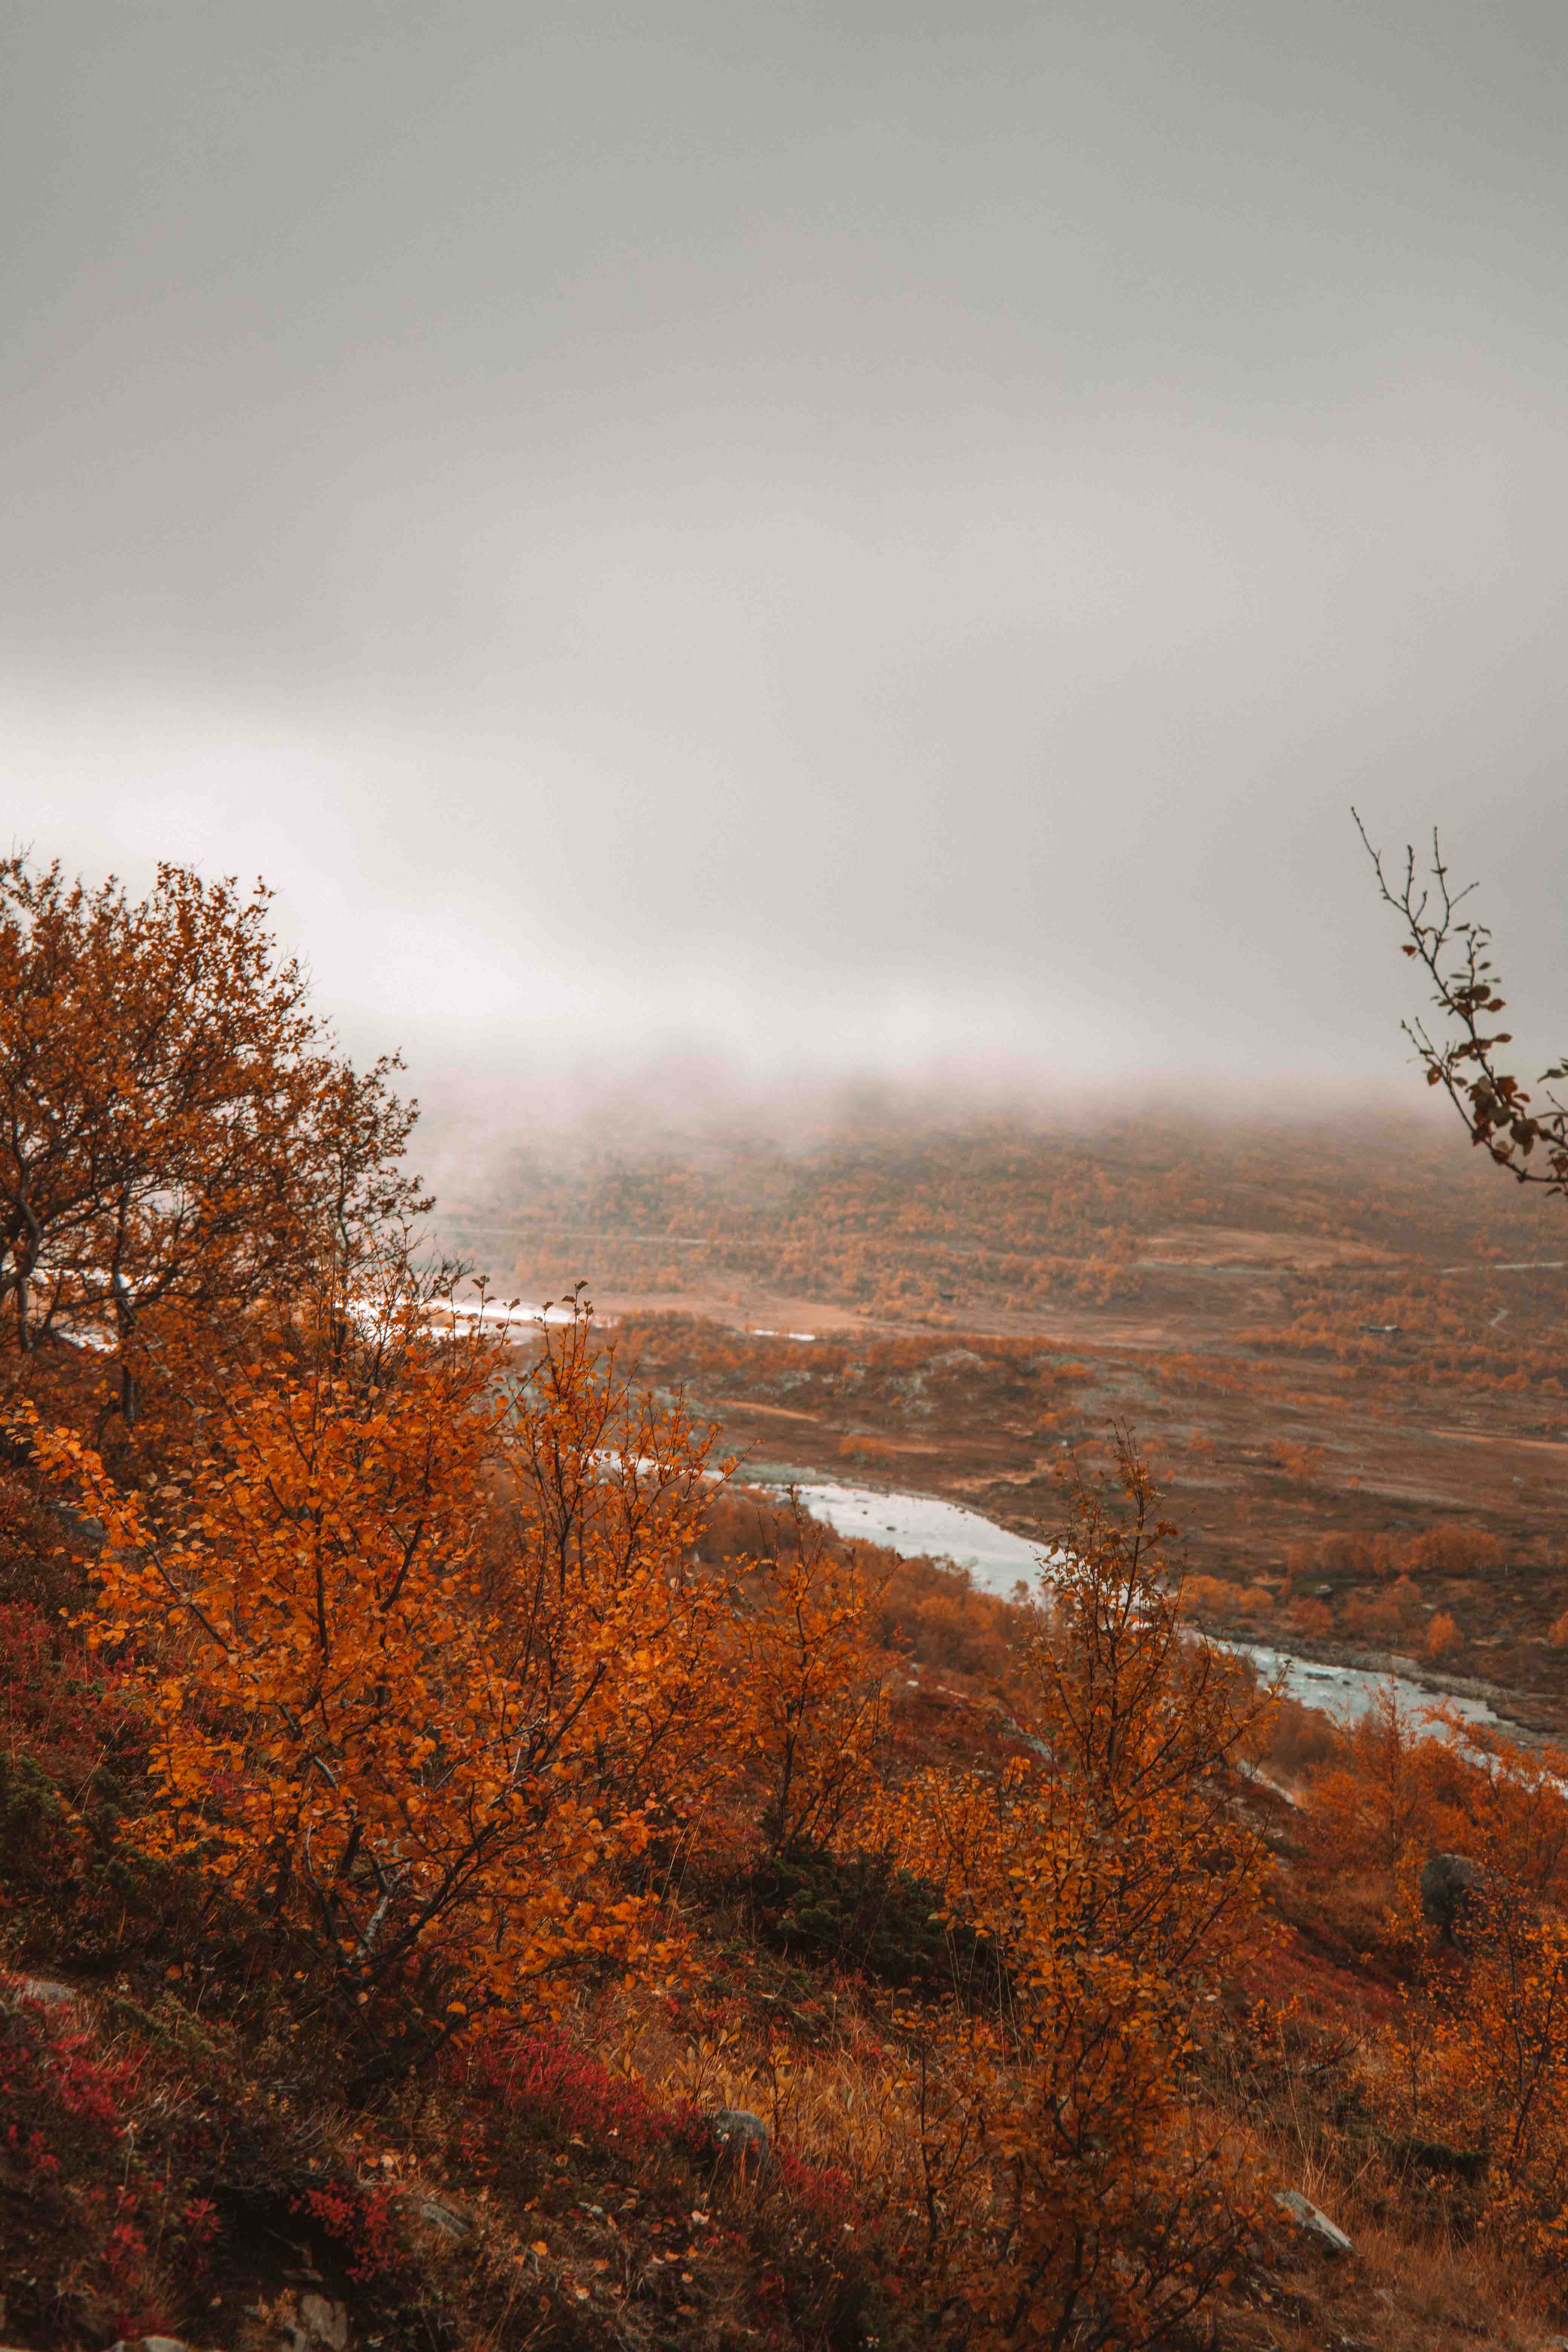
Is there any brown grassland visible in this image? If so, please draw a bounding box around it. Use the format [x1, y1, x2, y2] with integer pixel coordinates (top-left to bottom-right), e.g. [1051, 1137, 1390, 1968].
[448, 1106, 1568, 1729]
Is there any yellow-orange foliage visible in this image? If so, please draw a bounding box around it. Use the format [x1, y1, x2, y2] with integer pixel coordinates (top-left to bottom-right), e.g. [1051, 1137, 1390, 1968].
[739, 1493, 888, 1856]
[1300, 1684, 1568, 2263]
[1406, 1897, 1568, 2265]
[1306, 1683, 1449, 1875]
[0, 856, 422, 1430]
[1381, 1844, 1568, 2266]
[880, 1441, 1275, 2348]
[1426, 1608, 1461, 1660]
[29, 1293, 732, 2070]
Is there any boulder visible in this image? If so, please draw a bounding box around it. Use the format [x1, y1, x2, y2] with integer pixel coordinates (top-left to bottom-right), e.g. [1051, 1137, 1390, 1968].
[1273, 2188, 1353, 2258]
[706, 2107, 773, 2179]
[1420, 1851, 1482, 1942]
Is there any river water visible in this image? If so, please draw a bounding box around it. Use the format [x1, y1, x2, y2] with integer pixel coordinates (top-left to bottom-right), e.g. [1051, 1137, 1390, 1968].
[768, 1476, 1513, 1735]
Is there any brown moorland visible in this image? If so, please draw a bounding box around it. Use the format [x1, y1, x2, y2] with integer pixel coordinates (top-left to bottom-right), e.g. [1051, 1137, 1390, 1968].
[443, 1106, 1568, 1729]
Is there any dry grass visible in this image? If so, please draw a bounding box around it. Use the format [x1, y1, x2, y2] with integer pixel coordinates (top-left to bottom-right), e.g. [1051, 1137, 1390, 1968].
[587, 1977, 930, 2250]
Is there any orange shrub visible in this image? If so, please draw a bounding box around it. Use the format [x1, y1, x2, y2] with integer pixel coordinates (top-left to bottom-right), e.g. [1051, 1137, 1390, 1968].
[1182, 1573, 1234, 1617]
[28, 1295, 735, 2075]
[881, 1444, 1274, 2348]
[738, 1496, 888, 1856]
[1305, 1683, 1452, 1876]
[1427, 1610, 1461, 1660]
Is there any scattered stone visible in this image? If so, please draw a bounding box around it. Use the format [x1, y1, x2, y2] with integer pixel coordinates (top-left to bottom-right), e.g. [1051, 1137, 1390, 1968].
[413, 2194, 473, 2240]
[5, 1975, 78, 2007]
[706, 2107, 773, 2178]
[1420, 1851, 1482, 1942]
[1273, 2188, 1353, 2257]
[246, 2294, 350, 2352]
[296, 2297, 348, 2352]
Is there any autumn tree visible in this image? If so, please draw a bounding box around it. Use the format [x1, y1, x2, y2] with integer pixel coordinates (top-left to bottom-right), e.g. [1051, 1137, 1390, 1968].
[738, 1491, 889, 1857]
[25, 1293, 735, 2082]
[883, 1440, 1275, 2349]
[0, 856, 423, 1426]
[1306, 1680, 1447, 1878]
[1380, 1822, 1568, 2266]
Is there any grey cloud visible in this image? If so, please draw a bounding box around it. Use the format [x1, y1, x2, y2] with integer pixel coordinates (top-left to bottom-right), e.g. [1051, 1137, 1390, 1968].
[4, 2, 1566, 1105]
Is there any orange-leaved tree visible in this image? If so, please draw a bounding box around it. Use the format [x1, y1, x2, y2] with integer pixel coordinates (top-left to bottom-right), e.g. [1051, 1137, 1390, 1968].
[882, 1439, 1276, 2350]
[1303, 1690, 1568, 2262]
[0, 856, 422, 1429]
[738, 1491, 889, 1857]
[1305, 1680, 1451, 1880]
[26, 1290, 736, 2081]
[1383, 1861, 1568, 2266]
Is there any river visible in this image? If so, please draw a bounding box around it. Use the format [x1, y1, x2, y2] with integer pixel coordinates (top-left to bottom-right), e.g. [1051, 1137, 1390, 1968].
[767, 1476, 1514, 1735]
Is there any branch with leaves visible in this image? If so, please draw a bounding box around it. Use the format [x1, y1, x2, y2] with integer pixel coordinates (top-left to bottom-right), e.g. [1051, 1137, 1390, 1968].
[1356, 814, 1568, 1200]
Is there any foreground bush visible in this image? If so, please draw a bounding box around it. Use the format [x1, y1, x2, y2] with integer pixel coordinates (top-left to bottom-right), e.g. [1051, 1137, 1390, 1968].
[880, 1441, 1276, 2348]
[25, 1294, 735, 2081]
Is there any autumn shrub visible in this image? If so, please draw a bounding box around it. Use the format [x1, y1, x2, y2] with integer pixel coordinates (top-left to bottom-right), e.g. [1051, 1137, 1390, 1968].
[738, 1493, 889, 1857]
[1304, 1683, 1455, 1880]
[23, 1291, 740, 2081]
[454, 2023, 704, 2171]
[1343, 1588, 1407, 1641]
[295, 2178, 410, 2288]
[1263, 1693, 1345, 1782]
[0, 1982, 280, 2341]
[1378, 1881, 1568, 2272]
[0, 1991, 163, 2338]
[740, 1845, 973, 1993]
[1297, 1675, 1568, 2271]
[0, 1484, 166, 1979]
[874, 1554, 1021, 1682]
[0, 856, 426, 1440]
[1427, 1609, 1462, 1660]
[1181, 1571, 1234, 1616]
[879, 1441, 1276, 2349]
[1296, 1524, 1510, 1586]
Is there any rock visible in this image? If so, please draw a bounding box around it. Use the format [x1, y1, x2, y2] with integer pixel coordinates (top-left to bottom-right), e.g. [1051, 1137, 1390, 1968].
[109, 2340, 196, 2352]
[1273, 2188, 1353, 2257]
[1420, 1851, 1482, 1942]
[706, 2107, 773, 2178]
[5, 1975, 78, 2007]
[252, 2296, 349, 2352]
[413, 2194, 473, 2240]
[296, 2297, 348, 2352]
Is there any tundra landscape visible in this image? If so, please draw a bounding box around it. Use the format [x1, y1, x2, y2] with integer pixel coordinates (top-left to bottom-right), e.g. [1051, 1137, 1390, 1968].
[444, 1102, 1568, 1728]
[3, 856, 1568, 2352]
[9, 3, 1568, 2347]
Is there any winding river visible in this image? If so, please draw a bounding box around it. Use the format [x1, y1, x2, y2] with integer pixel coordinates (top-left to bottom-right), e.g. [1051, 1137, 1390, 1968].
[767, 1476, 1514, 1735]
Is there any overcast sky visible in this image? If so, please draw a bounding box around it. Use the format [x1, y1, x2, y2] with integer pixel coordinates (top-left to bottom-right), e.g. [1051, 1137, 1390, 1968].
[4, 0, 1566, 1114]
